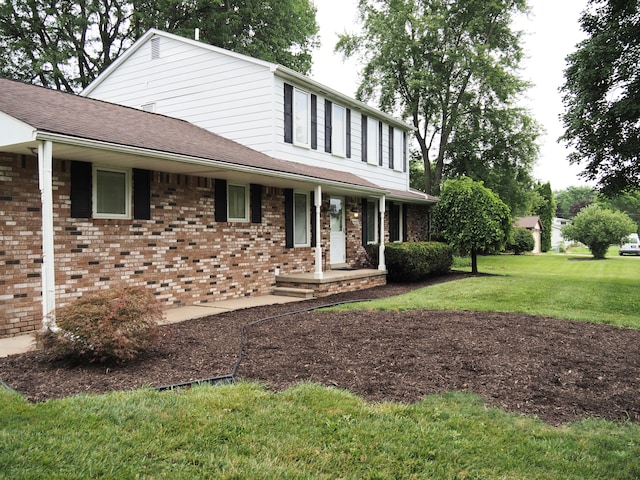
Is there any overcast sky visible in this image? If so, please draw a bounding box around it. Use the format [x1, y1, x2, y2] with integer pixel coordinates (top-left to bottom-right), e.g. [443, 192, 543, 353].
[309, 0, 590, 192]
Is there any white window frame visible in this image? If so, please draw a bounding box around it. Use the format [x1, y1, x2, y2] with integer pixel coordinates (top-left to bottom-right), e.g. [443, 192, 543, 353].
[293, 88, 311, 147]
[366, 199, 379, 244]
[367, 117, 379, 165]
[227, 183, 250, 222]
[293, 191, 310, 247]
[393, 128, 405, 172]
[332, 103, 347, 157]
[92, 165, 131, 219]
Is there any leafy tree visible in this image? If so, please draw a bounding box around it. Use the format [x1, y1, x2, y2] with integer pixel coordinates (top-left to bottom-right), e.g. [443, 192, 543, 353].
[554, 186, 596, 218]
[0, 0, 319, 92]
[445, 105, 540, 216]
[561, 204, 636, 259]
[336, 0, 533, 195]
[432, 177, 511, 274]
[531, 182, 555, 252]
[596, 190, 640, 228]
[560, 0, 640, 195]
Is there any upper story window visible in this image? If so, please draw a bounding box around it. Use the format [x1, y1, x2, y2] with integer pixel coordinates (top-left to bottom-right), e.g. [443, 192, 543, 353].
[366, 116, 381, 165]
[141, 102, 156, 113]
[284, 83, 317, 149]
[228, 183, 249, 222]
[294, 88, 310, 147]
[393, 128, 405, 172]
[332, 104, 347, 157]
[93, 165, 131, 219]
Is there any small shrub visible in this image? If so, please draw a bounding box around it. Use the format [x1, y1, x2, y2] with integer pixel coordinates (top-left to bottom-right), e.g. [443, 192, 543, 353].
[507, 228, 535, 255]
[367, 242, 453, 282]
[38, 286, 163, 363]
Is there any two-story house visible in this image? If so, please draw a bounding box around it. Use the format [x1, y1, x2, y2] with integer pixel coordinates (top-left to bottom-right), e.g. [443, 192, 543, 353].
[0, 29, 435, 337]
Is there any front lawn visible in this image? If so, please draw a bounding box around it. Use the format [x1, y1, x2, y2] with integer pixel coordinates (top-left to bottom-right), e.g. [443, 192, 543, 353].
[334, 253, 640, 329]
[1, 383, 639, 479]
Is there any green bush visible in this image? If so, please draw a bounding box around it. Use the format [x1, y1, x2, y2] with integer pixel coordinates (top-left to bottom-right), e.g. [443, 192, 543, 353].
[366, 242, 453, 282]
[507, 227, 535, 255]
[38, 286, 163, 363]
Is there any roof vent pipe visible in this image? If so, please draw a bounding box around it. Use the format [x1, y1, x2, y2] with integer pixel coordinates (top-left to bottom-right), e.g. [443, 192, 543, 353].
[195, 28, 200, 41]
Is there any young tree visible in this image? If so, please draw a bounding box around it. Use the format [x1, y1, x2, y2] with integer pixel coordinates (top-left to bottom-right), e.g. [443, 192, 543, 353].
[0, 0, 319, 92]
[531, 182, 555, 252]
[336, 0, 533, 195]
[560, 0, 640, 195]
[432, 177, 511, 274]
[561, 204, 637, 259]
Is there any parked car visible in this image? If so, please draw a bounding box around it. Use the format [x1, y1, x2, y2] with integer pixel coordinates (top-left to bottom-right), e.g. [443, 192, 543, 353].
[619, 233, 640, 256]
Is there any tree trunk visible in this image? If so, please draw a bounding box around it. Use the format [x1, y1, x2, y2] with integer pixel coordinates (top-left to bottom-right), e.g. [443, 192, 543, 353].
[471, 248, 478, 274]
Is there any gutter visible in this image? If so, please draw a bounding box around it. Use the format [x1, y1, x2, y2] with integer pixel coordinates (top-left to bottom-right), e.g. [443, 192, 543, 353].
[35, 131, 387, 197]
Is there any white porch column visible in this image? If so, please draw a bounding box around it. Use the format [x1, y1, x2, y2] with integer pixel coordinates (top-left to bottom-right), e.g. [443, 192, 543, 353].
[38, 140, 56, 330]
[314, 184, 323, 279]
[378, 195, 386, 271]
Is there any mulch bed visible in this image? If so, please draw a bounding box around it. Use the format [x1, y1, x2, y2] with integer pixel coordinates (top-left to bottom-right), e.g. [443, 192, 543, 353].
[1, 272, 639, 426]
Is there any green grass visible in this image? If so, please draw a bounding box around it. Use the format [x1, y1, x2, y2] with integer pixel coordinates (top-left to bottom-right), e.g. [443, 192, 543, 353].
[1, 383, 639, 479]
[3, 253, 640, 478]
[334, 253, 640, 329]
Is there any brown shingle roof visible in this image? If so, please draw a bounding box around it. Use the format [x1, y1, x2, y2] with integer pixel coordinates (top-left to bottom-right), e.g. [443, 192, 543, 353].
[516, 216, 542, 229]
[0, 78, 382, 191]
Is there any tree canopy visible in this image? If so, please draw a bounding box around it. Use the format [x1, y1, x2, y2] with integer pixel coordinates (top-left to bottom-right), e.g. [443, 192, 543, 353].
[336, 0, 537, 195]
[0, 0, 319, 92]
[432, 177, 511, 273]
[561, 204, 637, 259]
[560, 0, 640, 196]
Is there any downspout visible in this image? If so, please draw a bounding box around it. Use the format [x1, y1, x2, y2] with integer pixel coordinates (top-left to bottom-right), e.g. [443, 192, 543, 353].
[314, 184, 323, 279]
[378, 195, 386, 271]
[37, 140, 56, 330]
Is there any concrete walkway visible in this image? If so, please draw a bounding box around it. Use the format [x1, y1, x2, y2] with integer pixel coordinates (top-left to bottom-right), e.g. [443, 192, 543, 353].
[0, 294, 305, 358]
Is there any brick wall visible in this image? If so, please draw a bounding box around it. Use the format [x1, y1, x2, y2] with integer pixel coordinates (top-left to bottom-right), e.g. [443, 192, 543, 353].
[0, 153, 316, 337]
[1, 152, 432, 337]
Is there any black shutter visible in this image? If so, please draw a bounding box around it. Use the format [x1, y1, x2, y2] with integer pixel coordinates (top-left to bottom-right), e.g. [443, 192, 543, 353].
[133, 169, 151, 220]
[284, 188, 294, 248]
[388, 126, 394, 170]
[361, 114, 367, 162]
[215, 179, 227, 222]
[311, 94, 317, 150]
[250, 183, 262, 223]
[70, 160, 92, 218]
[284, 83, 293, 144]
[403, 131, 407, 172]
[346, 108, 351, 158]
[402, 204, 408, 242]
[361, 198, 369, 246]
[324, 99, 332, 153]
[378, 121, 383, 166]
[389, 201, 400, 242]
[310, 190, 316, 246]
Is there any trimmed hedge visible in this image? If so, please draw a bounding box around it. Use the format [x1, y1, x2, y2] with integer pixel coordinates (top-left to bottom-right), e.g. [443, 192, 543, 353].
[507, 227, 535, 255]
[366, 242, 453, 282]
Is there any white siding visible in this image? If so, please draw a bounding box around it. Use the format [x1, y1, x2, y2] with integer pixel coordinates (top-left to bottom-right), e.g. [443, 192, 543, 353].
[88, 35, 276, 151]
[87, 33, 411, 192]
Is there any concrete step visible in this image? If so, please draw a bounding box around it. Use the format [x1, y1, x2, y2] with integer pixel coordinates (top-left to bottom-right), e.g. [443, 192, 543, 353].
[272, 286, 315, 299]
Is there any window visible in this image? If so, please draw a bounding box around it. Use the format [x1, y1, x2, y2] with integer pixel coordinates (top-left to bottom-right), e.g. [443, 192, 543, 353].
[332, 104, 347, 157]
[366, 117, 379, 165]
[93, 166, 131, 219]
[228, 183, 249, 221]
[294, 191, 309, 246]
[393, 128, 405, 172]
[366, 200, 378, 244]
[389, 202, 403, 242]
[141, 102, 156, 113]
[294, 88, 310, 146]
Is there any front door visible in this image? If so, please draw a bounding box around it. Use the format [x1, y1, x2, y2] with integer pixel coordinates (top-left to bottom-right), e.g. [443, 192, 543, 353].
[330, 196, 346, 265]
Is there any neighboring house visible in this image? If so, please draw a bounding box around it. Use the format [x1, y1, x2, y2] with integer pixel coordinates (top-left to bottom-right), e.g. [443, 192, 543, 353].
[516, 216, 543, 254]
[0, 35, 435, 337]
[551, 217, 570, 250]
